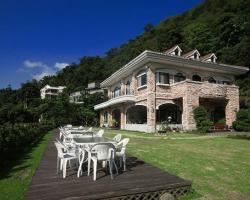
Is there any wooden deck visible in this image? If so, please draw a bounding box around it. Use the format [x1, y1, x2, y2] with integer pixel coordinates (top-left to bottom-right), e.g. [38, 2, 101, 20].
[25, 130, 191, 200]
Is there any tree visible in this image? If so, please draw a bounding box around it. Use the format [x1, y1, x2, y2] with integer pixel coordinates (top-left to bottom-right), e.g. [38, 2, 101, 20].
[193, 106, 213, 133]
[144, 23, 154, 33]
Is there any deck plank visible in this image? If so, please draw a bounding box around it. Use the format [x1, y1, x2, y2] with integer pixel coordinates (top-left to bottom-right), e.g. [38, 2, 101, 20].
[24, 130, 191, 200]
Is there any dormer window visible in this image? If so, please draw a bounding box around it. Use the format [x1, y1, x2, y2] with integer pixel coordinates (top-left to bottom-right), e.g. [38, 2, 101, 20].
[201, 53, 217, 63]
[183, 49, 200, 60]
[165, 45, 182, 56]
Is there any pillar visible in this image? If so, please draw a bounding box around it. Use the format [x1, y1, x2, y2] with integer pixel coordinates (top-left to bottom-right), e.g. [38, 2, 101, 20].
[182, 93, 199, 130]
[147, 67, 156, 133]
[225, 86, 239, 127]
[120, 105, 126, 130]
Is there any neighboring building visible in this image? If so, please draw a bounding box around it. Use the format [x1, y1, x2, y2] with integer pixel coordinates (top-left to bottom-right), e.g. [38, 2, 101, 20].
[69, 91, 84, 104]
[40, 85, 66, 99]
[85, 82, 104, 95]
[94, 45, 249, 132]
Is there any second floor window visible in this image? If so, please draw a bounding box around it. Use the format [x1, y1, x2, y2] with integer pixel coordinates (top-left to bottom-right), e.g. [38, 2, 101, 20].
[192, 74, 202, 82]
[208, 77, 216, 83]
[156, 72, 169, 84]
[125, 81, 130, 95]
[137, 71, 147, 87]
[174, 73, 186, 83]
[112, 87, 121, 98]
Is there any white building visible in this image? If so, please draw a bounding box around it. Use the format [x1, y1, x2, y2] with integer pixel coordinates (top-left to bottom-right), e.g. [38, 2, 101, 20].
[85, 82, 104, 95]
[40, 85, 66, 99]
[69, 91, 84, 103]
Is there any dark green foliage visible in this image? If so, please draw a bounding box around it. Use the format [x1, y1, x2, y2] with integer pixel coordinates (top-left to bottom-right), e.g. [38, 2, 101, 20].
[232, 109, 250, 131]
[193, 106, 213, 133]
[0, 123, 53, 163]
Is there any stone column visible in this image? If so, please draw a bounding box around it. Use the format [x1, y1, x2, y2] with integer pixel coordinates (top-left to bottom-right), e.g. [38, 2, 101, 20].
[225, 86, 239, 127]
[120, 79, 125, 95]
[108, 108, 113, 127]
[99, 110, 104, 127]
[120, 105, 126, 130]
[147, 67, 156, 133]
[131, 72, 137, 95]
[107, 87, 112, 99]
[182, 84, 199, 130]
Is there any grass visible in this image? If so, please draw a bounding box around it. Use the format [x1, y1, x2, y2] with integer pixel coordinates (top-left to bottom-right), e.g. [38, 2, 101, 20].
[104, 129, 250, 200]
[0, 131, 52, 200]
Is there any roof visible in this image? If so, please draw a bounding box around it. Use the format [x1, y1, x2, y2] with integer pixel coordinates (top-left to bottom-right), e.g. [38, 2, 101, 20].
[100, 50, 249, 87]
[165, 45, 182, 54]
[182, 49, 200, 58]
[200, 53, 217, 61]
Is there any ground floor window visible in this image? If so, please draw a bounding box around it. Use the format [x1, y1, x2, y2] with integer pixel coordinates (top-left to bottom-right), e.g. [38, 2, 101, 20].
[126, 105, 147, 124]
[156, 103, 182, 124]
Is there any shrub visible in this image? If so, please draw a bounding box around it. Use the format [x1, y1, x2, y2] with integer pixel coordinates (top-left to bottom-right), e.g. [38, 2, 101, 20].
[193, 106, 213, 133]
[232, 109, 250, 131]
[0, 123, 53, 161]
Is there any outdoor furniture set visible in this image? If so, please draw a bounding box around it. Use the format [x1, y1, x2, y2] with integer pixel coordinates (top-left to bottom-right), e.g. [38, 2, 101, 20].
[55, 125, 129, 181]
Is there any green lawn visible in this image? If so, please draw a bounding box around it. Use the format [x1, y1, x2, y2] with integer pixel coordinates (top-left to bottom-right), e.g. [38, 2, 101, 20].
[104, 129, 250, 200]
[0, 131, 52, 200]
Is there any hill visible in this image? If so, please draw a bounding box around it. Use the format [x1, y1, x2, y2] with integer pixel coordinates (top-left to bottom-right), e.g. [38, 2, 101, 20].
[40, 0, 250, 108]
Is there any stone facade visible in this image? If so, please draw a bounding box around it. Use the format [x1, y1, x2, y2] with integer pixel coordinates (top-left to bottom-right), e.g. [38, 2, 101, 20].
[94, 50, 248, 133]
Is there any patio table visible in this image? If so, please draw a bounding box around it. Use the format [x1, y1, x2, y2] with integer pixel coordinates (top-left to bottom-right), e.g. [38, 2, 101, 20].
[73, 137, 117, 177]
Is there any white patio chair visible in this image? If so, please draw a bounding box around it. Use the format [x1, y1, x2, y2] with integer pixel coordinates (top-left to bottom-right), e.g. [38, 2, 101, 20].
[113, 134, 122, 142]
[87, 127, 92, 132]
[87, 143, 118, 181]
[96, 129, 104, 137]
[54, 142, 79, 178]
[115, 138, 130, 171]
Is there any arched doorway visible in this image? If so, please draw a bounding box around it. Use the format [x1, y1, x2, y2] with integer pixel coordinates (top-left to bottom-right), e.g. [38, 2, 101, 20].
[126, 105, 147, 124]
[156, 103, 182, 124]
[112, 109, 121, 128]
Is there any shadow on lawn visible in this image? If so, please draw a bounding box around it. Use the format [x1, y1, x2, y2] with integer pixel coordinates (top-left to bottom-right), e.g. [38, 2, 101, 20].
[0, 132, 49, 180]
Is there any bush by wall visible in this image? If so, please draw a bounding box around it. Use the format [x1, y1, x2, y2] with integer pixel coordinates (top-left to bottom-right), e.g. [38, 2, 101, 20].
[193, 106, 213, 133]
[232, 109, 250, 132]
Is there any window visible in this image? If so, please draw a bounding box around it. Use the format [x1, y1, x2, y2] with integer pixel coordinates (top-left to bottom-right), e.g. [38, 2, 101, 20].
[174, 73, 186, 83]
[137, 71, 147, 87]
[125, 81, 130, 95]
[156, 72, 169, 84]
[192, 75, 202, 82]
[194, 52, 199, 60]
[222, 81, 232, 85]
[208, 77, 216, 84]
[112, 87, 121, 98]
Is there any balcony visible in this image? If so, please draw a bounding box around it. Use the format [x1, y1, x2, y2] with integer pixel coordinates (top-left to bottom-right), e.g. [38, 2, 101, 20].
[94, 95, 135, 110]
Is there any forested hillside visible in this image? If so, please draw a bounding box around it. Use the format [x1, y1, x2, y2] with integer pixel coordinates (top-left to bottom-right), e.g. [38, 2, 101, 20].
[40, 0, 250, 108]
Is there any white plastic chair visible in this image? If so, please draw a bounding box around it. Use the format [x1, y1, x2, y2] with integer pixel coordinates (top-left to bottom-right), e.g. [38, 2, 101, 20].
[87, 143, 118, 181]
[87, 127, 92, 132]
[113, 134, 122, 142]
[115, 138, 130, 171]
[54, 142, 79, 178]
[96, 129, 104, 137]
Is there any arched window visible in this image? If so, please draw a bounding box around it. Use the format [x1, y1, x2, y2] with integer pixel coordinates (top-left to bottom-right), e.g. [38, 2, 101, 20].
[125, 81, 130, 95]
[208, 77, 216, 84]
[194, 52, 199, 60]
[112, 86, 121, 98]
[137, 70, 147, 87]
[192, 74, 202, 82]
[174, 73, 186, 83]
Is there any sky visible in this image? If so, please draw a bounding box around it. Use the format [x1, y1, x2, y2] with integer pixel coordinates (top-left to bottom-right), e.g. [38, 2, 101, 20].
[0, 0, 203, 89]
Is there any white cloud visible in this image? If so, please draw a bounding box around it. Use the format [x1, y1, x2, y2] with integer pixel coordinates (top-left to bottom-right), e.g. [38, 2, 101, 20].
[23, 60, 47, 68]
[54, 62, 69, 70]
[32, 68, 56, 80]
